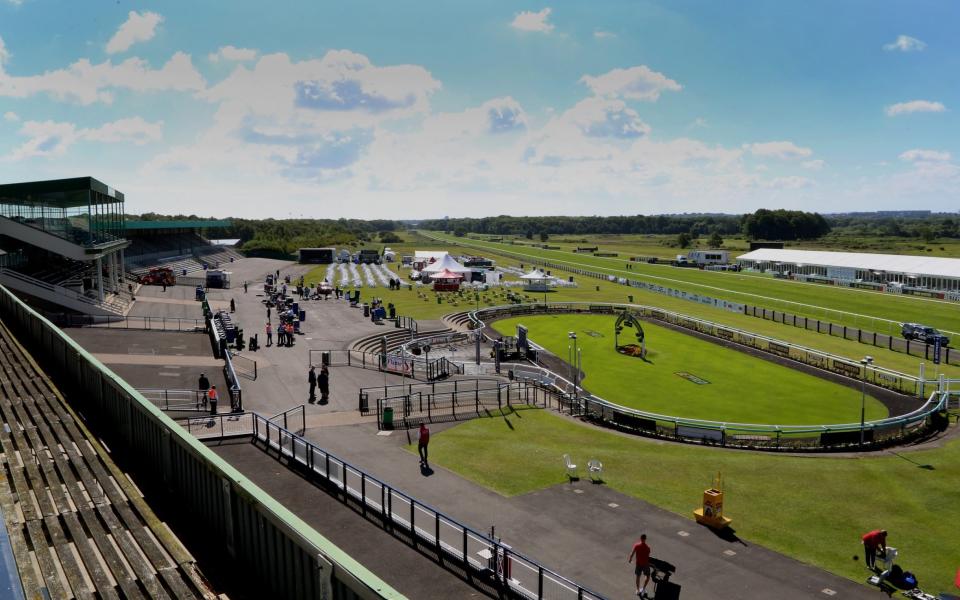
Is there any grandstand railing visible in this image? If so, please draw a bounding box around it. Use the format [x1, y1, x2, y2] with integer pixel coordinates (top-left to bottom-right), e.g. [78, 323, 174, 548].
[0, 282, 402, 599]
[137, 388, 208, 412]
[186, 410, 606, 600]
[53, 314, 206, 331]
[268, 404, 306, 435]
[464, 302, 953, 451]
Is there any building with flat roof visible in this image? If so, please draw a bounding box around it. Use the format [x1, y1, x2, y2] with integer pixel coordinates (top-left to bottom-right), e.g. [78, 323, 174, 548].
[736, 248, 960, 292]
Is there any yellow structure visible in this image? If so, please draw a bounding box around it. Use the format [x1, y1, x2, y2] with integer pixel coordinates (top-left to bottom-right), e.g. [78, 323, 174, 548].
[694, 472, 732, 530]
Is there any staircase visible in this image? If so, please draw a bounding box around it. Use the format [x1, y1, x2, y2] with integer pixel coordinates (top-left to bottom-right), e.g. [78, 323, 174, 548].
[349, 323, 455, 354]
[442, 311, 476, 332]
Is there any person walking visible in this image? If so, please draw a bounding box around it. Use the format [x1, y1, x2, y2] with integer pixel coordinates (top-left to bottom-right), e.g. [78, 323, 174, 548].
[308, 366, 317, 403]
[862, 529, 888, 571]
[198, 372, 210, 408]
[267, 305, 271, 320]
[230, 298, 236, 312]
[265, 322, 273, 347]
[207, 385, 219, 415]
[628, 534, 652, 598]
[418, 423, 430, 466]
[243, 281, 248, 293]
[318, 366, 329, 404]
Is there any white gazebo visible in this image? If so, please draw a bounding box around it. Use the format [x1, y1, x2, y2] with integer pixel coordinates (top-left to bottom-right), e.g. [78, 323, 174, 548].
[422, 254, 472, 281]
[520, 269, 552, 292]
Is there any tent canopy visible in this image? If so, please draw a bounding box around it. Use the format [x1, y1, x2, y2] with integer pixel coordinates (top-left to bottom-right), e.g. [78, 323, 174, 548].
[422, 253, 472, 274]
[431, 268, 463, 280]
[520, 269, 551, 280]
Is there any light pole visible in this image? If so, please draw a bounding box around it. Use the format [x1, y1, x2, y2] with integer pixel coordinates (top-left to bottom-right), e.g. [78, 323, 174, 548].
[860, 355, 874, 447]
[568, 331, 578, 400]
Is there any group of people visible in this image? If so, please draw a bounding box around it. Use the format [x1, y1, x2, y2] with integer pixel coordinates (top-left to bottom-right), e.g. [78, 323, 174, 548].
[307, 365, 330, 403]
[265, 320, 296, 347]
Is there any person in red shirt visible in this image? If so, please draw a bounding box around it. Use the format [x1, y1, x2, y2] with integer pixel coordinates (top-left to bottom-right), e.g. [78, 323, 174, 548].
[861, 529, 887, 571]
[628, 534, 651, 597]
[418, 423, 430, 466]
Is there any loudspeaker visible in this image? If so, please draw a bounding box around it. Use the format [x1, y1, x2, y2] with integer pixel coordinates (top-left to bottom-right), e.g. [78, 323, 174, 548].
[655, 580, 681, 600]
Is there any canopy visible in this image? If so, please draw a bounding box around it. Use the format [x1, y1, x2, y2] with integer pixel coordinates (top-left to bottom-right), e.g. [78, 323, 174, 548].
[520, 269, 551, 280]
[431, 268, 463, 280]
[422, 253, 472, 274]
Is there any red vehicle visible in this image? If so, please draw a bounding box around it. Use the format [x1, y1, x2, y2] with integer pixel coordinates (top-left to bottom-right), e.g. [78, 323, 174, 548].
[138, 267, 176, 286]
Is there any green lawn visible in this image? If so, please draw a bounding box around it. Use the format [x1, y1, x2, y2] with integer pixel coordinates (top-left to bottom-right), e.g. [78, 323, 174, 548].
[492, 314, 887, 425]
[426, 409, 960, 595]
[427, 232, 960, 334]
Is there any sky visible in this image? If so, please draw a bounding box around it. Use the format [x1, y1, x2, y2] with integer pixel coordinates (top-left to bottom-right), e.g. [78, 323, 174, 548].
[0, 0, 957, 218]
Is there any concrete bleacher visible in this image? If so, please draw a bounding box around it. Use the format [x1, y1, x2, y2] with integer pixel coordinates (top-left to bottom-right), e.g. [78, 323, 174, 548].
[0, 319, 213, 598]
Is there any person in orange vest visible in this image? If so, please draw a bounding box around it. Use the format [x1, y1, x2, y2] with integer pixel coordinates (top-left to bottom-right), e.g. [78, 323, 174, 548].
[207, 385, 218, 415]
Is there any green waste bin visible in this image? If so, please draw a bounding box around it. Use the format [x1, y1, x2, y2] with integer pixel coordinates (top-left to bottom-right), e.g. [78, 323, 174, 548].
[382, 406, 394, 429]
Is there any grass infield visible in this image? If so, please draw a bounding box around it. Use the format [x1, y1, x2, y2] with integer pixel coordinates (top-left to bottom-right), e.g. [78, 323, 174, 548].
[492, 313, 888, 425]
[424, 409, 960, 594]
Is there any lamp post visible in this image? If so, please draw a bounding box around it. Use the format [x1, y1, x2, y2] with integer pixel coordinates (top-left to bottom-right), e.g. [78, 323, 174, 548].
[568, 331, 578, 401]
[860, 355, 874, 447]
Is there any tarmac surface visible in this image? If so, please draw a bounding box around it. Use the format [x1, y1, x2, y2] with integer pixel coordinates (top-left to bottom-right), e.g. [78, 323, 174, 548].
[65, 256, 883, 599]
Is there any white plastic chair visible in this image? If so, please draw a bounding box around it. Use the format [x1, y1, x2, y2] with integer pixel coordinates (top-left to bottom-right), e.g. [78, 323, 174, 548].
[563, 454, 578, 480]
[587, 459, 603, 482]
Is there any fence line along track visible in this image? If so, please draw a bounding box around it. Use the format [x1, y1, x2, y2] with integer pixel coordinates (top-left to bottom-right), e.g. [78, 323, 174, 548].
[462, 302, 954, 452]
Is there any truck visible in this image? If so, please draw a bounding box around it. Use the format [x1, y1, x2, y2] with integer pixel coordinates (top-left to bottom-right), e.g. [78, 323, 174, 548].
[686, 250, 730, 266]
[901, 323, 950, 347]
[298, 247, 335, 264]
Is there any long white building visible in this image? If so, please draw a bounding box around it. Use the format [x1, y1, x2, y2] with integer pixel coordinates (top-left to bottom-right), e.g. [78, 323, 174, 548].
[736, 248, 960, 292]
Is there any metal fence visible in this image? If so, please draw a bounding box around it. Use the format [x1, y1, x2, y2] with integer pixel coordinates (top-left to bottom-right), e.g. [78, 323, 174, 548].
[269, 404, 306, 435]
[0, 283, 402, 599]
[137, 388, 208, 412]
[230, 351, 258, 380]
[51, 314, 206, 331]
[245, 413, 606, 600]
[466, 302, 954, 452]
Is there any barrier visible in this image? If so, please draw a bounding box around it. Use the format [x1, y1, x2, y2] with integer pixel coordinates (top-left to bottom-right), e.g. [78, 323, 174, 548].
[137, 388, 208, 412]
[0, 283, 401, 600]
[466, 302, 952, 451]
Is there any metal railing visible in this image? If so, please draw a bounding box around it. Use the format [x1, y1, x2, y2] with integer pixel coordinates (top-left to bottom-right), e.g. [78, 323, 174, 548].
[137, 388, 208, 412]
[229, 351, 258, 380]
[269, 405, 306, 435]
[67, 315, 206, 331]
[222, 346, 244, 412]
[466, 302, 954, 451]
[244, 413, 606, 600]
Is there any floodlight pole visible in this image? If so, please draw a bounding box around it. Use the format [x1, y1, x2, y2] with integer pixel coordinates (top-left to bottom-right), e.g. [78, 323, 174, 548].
[859, 356, 873, 447]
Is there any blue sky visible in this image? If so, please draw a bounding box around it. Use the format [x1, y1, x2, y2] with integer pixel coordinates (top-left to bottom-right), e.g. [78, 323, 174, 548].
[0, 0, 957, 217]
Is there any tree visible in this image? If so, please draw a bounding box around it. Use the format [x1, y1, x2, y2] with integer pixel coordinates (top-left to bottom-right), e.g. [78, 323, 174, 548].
[708, 231, 724, 248]
[379, 231, 402, 243]
[677, 232, 692, 248]
[453, 227, 467, 238]
[539, 232, 549, 242]
[525, 230, 534, 240]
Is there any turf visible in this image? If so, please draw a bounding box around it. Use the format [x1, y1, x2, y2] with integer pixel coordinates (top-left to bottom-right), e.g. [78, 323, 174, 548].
[427, 232, 960, 334]
[427, 409, 960, 595]
[492, 314, 888, 425]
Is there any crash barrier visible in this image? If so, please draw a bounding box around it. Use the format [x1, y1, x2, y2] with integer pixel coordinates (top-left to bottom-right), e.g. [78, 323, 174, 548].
[0, 283, 402, 600]
[137, 388, 208, 412]
[269, 404, 306, 435]
[199, 411, 606, 600]
[51, 314, 206, 331]
[222, 349, 244, 412]
[470, 302, 932, 397]
[230, 351, 258, 380]
[466, 303, 954, 451]
[742, 304, 959, 367]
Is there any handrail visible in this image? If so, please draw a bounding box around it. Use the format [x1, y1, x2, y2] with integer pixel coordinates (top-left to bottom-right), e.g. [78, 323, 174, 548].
[0, 268, 125, 313]
[246, 412, 607, 600]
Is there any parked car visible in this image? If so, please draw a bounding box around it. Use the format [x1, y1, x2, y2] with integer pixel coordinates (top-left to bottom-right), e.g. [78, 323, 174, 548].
[901, 323, 950, 346]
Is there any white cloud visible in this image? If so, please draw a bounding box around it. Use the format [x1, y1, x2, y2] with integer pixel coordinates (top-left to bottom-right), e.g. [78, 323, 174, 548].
[745, 141, 813, 159]
[208, 45, 258, 63]
[768, 176, 815, 190]
[106, 11, 163, 54]
[0, 35, 9, 65]
[422, 97, 527, 140]
[899, 149, 951, 163]
[883, 35, 926, 52]
[688, 117, 708, 129]
[510, 8, 554, 33]
[3, 111, 18, 122]
[6, 117, 162, 160]
[885, 100, 946, 116]
[801, 159, 825, 170]
[594, 30, 616, 40]
[0, 52, 205, 105]
[580, 65, 681, 101]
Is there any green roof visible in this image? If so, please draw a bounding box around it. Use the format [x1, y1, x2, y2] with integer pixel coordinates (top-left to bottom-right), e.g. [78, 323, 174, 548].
[0, 177, 124, 207]
[125, 219, 232, 231]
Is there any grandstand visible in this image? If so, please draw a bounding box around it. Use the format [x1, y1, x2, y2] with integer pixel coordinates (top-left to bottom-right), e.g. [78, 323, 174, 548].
[124, 220, 243, 276]
[0, 177, 133, 316]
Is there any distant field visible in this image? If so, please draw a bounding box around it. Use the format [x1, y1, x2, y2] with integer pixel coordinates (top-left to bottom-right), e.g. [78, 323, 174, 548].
[427, 231, 960, 333]
[491, 314, 887, 425]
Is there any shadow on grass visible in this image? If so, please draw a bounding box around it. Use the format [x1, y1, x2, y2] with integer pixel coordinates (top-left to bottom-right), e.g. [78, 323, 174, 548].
[887, 450, 935, 470]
